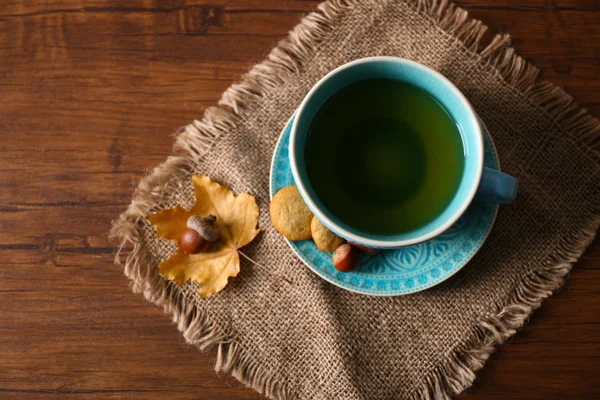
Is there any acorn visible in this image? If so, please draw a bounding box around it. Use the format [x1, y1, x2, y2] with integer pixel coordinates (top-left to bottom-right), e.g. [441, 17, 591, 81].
[349, 242, 381, 255]
[332, 243, 358, 272]
[180, 215, 219, 254]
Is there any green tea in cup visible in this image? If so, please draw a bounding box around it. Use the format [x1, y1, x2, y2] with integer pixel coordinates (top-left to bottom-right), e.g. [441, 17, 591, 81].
[305, 78, 464, 235]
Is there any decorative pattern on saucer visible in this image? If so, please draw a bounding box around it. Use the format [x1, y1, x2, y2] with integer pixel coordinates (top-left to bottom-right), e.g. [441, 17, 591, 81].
[270, 117, 499, 295]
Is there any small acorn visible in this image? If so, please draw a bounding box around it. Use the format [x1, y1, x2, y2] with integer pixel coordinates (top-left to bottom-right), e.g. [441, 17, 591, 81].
[349, 242, 381, 255]
[180, 215, 219, 254]
[332, 243, 358, 272]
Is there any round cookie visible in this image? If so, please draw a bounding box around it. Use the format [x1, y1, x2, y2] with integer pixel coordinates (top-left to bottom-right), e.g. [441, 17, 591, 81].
[270, 185, 313, 241]
[311, 216, 345, 252]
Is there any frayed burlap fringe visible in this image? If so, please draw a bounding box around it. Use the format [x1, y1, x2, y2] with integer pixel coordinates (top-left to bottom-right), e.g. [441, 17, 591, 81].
[111, 0, 600, 398]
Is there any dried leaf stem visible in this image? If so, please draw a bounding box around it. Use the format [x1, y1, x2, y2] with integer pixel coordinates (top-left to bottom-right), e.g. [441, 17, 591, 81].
[238, 250, 293, 285]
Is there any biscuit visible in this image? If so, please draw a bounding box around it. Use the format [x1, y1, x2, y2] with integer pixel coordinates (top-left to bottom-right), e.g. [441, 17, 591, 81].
[311, 216, 345, 252]
[270, 185, 313, 241]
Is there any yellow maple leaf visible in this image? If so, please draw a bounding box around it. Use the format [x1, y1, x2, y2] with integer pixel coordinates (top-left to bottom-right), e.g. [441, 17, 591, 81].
[147, 175, 260, 298]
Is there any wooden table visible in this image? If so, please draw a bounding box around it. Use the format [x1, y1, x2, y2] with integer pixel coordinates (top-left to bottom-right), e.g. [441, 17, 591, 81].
[1, 1, 598, 399]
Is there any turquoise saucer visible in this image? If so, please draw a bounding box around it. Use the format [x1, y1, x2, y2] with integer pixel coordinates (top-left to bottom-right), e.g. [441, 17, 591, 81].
[270, 116, 499, 296]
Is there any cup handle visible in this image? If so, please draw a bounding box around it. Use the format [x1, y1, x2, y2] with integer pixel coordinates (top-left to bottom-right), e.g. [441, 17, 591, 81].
[475, 167, 519, 204]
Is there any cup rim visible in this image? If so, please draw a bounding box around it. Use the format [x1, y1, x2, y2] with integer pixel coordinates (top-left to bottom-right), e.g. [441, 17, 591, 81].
[290, 56, 484, 248]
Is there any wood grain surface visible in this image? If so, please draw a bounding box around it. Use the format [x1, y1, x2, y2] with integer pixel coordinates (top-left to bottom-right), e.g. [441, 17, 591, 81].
[1, 0, 598, 399]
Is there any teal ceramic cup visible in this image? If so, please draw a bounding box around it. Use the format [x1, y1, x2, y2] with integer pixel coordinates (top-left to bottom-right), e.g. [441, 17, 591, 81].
[289, 57, 518, 249]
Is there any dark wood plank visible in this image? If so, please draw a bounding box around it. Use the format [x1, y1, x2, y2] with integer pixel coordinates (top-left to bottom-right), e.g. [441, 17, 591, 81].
[0, 0, 597, 399]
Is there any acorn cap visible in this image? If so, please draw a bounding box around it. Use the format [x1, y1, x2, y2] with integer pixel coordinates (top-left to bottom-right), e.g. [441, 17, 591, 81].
[187, 215, 219, 242]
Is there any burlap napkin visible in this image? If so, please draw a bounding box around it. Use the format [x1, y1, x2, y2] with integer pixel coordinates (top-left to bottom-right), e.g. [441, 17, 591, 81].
[111, 0, 600, 398]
